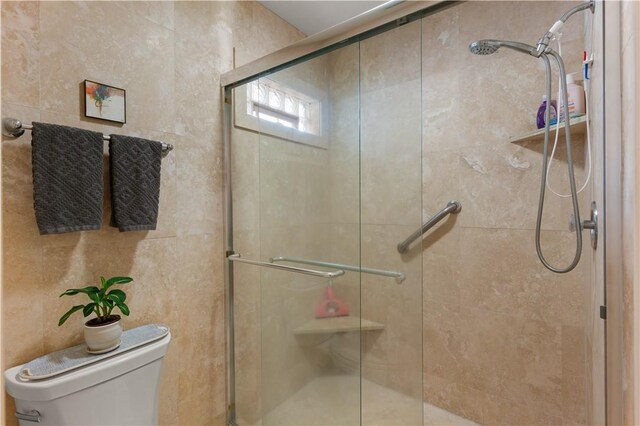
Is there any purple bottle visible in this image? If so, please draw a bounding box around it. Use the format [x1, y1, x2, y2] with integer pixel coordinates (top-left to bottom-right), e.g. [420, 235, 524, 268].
[536, 95, 558, 129]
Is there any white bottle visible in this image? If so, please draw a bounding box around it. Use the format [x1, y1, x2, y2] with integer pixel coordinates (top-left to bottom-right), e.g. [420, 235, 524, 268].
[559, 72, 586, 121]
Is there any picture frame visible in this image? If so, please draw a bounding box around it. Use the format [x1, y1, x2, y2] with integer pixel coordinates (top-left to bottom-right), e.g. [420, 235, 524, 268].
[84, 80, 126, 124]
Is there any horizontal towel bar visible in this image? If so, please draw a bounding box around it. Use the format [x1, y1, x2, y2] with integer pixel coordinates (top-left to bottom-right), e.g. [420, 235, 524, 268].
[397, 200, 462, 253]
[270, 256, 405, 284]
[228, 253, 345, 279]
[2, 117, 174, 156]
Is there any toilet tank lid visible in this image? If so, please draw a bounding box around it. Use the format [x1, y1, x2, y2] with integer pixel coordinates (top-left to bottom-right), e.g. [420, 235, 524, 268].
[4, 326, 171, 402]
[20, 324, 169, 380]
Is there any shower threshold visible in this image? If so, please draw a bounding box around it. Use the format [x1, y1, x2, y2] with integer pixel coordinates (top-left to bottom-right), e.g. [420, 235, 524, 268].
[240, 375, 478, 426]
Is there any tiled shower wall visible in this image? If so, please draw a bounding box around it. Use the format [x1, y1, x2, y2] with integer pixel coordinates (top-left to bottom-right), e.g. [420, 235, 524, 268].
[420, 2, 590, 424]
[327, 3, 591, 424]
[1, 2, 303, 425]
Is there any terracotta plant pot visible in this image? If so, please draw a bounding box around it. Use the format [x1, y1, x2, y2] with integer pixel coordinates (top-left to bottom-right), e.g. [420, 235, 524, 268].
[84, 315, 123, 353]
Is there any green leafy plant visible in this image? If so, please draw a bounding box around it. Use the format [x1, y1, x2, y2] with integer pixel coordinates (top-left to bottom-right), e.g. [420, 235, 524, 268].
[58, 276, 133, 326]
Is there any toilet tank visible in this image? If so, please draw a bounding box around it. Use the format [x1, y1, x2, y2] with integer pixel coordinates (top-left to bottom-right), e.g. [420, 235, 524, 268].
[4, 333, 171, 426]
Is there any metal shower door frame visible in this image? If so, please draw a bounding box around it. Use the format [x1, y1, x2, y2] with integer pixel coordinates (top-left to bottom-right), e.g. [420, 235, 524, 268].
[221, 3, 456, 425]
[221, 1, 618, 424]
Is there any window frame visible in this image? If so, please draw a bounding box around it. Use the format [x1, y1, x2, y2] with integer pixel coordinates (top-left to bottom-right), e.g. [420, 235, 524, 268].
[233, 76, 329, 149]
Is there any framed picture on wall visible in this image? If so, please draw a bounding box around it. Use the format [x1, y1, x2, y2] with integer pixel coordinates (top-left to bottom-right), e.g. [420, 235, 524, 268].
[84, 80, 126, 124]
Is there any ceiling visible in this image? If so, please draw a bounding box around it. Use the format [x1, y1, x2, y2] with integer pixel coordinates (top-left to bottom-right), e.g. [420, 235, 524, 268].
[259, 1, 386, 36]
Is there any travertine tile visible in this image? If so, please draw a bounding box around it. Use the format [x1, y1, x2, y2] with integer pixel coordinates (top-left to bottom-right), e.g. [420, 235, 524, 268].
[174, 25, 229, 141]
[2, 243, 44, 367]
[1, 1, 39, 108]
[120, 1, 175, 31]
[424, 300, 568, 422]
[422, 225, 461, 311]
[361, 22, 422, 227]
[361, 224, 423, 400]
[360, 20, 421, 93]
[176, 142, 223, 237]
[458, 227, 586, 326]
[361, 82, 422, 226]
[231, 129, 260, 233]
[39, 1, 176, 133]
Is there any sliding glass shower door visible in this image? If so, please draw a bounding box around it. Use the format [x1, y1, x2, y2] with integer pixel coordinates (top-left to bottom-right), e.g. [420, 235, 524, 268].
[229, 21, 424, 426]
[228, 3, 600, 425]
[230, 43, 364, 426]
[358, 19, 424, 426]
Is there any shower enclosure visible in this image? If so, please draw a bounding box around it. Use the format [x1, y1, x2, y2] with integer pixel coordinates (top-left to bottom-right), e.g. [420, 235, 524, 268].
[224, 2, 605, 425]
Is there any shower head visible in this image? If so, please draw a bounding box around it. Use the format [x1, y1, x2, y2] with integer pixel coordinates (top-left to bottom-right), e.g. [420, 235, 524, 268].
[469, 39, 538, 57]
[468, 40, 500, 55]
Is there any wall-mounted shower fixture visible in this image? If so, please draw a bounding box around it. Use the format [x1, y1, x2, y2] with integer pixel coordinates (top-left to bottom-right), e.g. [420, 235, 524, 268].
[534, 1, 595, 57]
[469, 1, 595, 274]
[468, 40, 538, 57]
[583, 202, 598, 250]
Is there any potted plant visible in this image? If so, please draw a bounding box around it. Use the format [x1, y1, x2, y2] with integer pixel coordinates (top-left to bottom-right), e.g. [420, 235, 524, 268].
[58, 276, 133, 353]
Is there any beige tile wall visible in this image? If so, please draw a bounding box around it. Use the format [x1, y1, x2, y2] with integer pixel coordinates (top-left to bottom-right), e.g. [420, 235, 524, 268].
[1, 2, 303, 425]
[421, 2, 590, 424]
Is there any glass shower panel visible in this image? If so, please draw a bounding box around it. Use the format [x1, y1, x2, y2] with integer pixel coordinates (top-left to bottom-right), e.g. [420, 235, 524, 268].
[230, 43, 362, 426]
[257, 47, 361, 426]
[229, 2, 600, 425]
[359, 20, 424, 426]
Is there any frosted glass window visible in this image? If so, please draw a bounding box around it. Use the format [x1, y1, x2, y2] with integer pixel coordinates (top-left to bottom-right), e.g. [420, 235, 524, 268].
[245, 78, 321, 136]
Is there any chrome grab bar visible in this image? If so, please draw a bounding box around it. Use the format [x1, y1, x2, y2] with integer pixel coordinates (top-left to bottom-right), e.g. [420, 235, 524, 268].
[397, 200, 462, 253]
[270, 257, 406, 284]
[228, 253, 345, 279]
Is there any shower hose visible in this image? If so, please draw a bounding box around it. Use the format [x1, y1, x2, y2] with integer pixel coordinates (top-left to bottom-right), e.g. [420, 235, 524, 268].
[536, 51, 582, 273]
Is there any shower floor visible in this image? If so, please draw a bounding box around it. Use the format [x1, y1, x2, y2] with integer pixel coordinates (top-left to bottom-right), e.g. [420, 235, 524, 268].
[245, 375, 478, 426]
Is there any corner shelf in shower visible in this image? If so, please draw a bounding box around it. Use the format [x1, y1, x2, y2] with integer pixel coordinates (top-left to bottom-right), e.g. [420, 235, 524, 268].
[293, 316, 384, 335]
[508, 115, 587, 144]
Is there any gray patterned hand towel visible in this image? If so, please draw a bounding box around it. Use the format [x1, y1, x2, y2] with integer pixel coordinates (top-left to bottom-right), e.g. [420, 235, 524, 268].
[109, 135, 162, 232]
[31, 122, 104, 234]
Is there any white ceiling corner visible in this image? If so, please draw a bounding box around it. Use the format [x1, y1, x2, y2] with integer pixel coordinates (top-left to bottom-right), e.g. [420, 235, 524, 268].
[259, 1, 386, 36]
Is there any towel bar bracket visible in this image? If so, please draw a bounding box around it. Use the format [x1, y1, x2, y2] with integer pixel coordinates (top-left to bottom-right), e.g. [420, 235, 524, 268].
[2, 118, 24, 138]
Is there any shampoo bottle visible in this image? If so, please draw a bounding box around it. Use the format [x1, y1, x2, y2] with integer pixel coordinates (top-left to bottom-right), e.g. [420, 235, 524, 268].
[536, 95, 557, 129]
[559, 72, 586, 122]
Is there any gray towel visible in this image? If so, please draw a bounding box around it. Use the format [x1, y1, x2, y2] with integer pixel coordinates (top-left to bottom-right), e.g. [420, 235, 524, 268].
[109, 134, 162, 232]
[31, 122, 104, 234]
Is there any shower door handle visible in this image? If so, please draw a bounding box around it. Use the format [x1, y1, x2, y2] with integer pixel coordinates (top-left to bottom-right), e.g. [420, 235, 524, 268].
[397, 200, 462, 253]
[228, 253, 345, 279]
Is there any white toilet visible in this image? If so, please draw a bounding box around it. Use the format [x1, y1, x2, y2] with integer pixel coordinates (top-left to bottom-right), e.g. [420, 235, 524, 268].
[4, 333, 171, 425]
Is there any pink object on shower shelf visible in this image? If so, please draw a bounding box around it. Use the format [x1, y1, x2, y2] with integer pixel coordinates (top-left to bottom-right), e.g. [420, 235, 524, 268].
[315, 286, 349, 319]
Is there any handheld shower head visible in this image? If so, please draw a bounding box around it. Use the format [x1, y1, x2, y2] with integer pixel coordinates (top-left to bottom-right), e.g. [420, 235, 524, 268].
[469, 39, 538, 57]
[468, 40, 500, 55]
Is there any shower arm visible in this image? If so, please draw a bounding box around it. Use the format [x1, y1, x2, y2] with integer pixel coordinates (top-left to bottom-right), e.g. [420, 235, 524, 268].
[534, 1, 595, 57]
